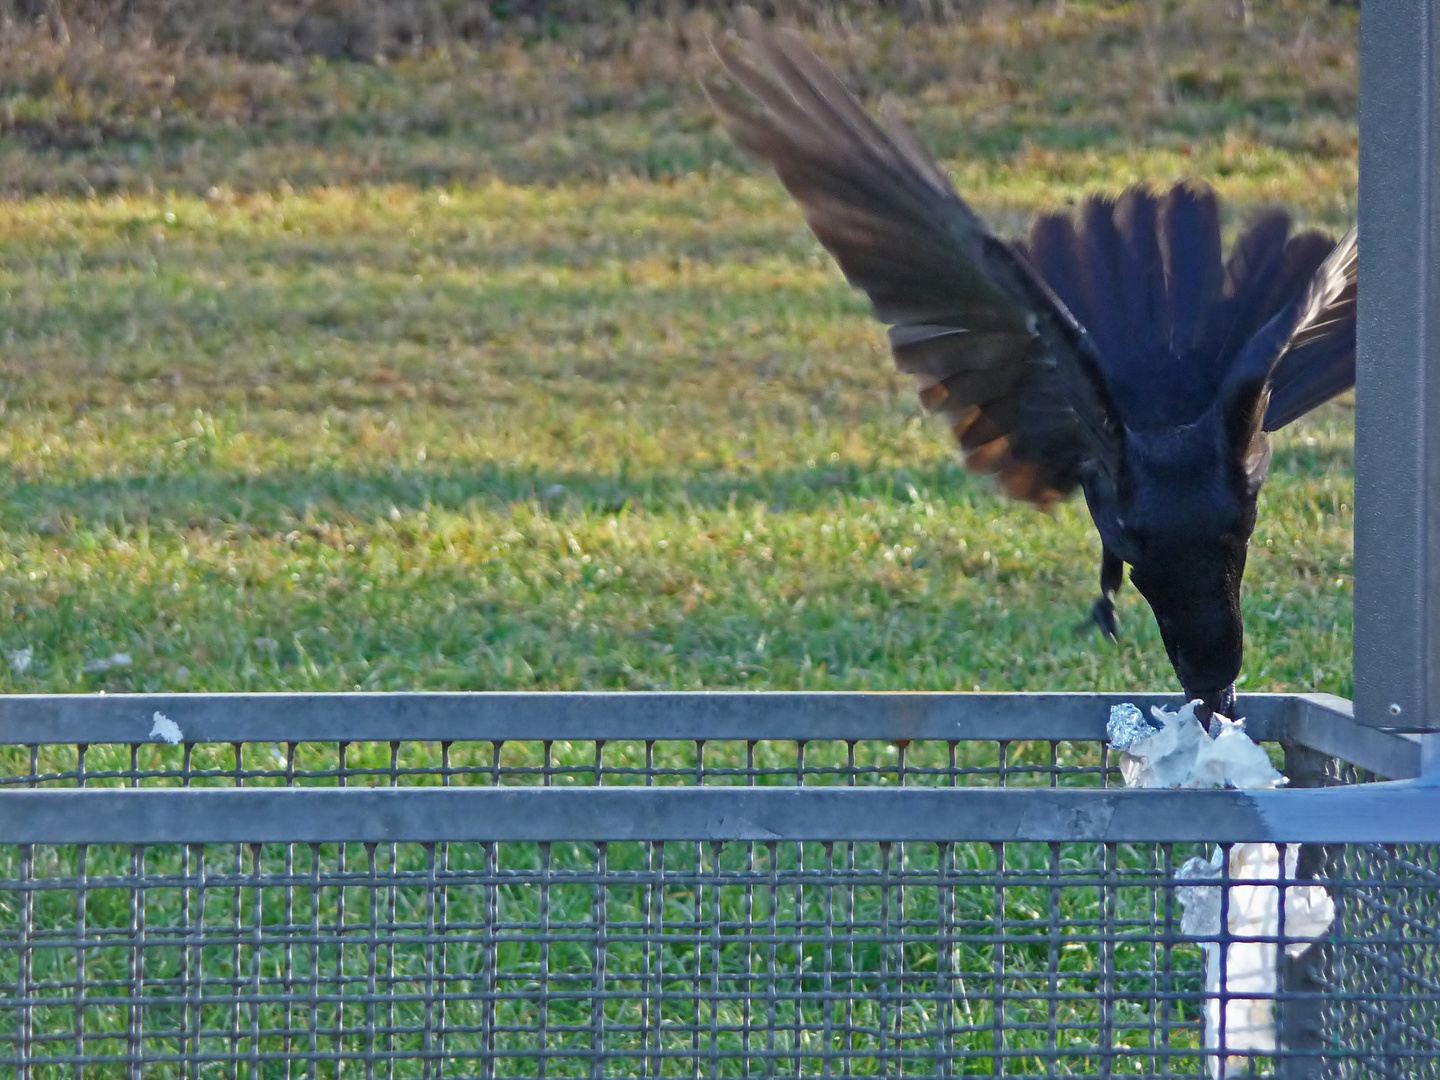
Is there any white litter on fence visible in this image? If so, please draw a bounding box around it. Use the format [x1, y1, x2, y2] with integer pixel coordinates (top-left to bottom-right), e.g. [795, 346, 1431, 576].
[1108, 701, 1336, 1078]
[149, 711, 183, 744]
[1106, 700, 1283, 790]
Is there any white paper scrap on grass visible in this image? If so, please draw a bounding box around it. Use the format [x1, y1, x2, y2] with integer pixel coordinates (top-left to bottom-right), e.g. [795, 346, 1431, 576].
[1109, 701, 1336, 1078]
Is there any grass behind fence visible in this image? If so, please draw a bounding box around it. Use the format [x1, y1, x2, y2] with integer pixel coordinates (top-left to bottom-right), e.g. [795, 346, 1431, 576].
[6, 837, 1213, 1077]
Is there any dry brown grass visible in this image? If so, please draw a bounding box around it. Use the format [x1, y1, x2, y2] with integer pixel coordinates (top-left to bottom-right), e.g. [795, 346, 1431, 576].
[9, 2, 1088, 61]
[0, 1, 1355, 195]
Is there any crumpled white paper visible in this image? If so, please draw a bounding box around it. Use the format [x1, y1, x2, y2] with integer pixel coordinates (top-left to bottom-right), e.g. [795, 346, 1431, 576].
[1109, 701, 1336, 1078]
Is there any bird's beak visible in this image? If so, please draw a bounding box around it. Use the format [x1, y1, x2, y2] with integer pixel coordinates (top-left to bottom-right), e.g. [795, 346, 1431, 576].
[1191, 684, 1237, 730]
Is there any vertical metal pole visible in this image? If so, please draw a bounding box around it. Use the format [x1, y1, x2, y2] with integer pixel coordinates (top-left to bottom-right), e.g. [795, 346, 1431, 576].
[1355, 0, 1440, 731]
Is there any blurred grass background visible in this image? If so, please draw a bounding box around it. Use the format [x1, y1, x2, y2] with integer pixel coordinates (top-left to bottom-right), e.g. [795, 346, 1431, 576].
[0, 0, 1357, 697]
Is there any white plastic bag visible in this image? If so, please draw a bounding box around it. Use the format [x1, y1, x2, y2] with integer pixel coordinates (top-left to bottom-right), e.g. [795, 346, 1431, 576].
[1109, 702, 1335, 1077]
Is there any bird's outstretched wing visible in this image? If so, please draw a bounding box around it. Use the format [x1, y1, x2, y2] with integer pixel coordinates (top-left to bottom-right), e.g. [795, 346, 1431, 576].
[703, 9, 1121, 507]
[1262, 225, 1357, 432]
[1219, 224, 1356, 487]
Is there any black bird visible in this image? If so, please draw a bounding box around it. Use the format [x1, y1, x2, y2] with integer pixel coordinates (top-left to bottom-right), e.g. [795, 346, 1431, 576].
[704, 13, 1358, 720]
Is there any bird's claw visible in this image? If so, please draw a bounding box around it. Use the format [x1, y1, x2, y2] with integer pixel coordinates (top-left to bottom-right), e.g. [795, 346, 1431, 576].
[1088, 596, 1119, 642]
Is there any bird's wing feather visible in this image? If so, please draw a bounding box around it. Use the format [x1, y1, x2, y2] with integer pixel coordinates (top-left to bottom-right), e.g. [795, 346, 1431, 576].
[1218, 225, 1356, 487]
[704, 9, 1121, 506]
[1262, 225, 1357, 431]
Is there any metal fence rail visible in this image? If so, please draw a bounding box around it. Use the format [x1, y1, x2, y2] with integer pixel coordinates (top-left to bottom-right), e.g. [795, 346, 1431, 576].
[0, 691, 1423, 791]
[1, 692, 1438, 1078]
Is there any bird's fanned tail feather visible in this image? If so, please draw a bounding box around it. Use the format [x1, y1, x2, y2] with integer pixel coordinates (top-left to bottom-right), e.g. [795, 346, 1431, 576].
[1019, 188, 1350, 433]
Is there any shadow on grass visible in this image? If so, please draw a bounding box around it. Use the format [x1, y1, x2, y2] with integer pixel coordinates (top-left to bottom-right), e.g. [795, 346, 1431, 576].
[4, 460, 995, 534]
[6, 434, 1349, 536]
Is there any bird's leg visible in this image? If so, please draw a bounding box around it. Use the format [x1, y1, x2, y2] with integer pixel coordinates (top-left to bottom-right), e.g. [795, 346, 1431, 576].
[1089, 547, 1123, 641]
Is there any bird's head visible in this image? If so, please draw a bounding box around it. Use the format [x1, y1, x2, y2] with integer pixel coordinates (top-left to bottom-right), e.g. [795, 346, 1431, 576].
[1086, 389, 1269, 721]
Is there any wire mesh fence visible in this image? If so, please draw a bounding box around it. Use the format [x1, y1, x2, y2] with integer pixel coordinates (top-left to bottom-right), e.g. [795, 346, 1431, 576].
[0, 693, 1436, 1078]
[0, 730, 1120, 791]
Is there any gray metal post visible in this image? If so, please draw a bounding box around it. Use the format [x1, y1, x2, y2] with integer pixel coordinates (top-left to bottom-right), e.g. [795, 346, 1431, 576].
[1354, 1, 1440, 731]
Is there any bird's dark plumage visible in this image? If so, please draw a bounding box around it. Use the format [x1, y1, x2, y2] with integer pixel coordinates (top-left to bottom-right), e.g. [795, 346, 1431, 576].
[705, 12, 1358, 717]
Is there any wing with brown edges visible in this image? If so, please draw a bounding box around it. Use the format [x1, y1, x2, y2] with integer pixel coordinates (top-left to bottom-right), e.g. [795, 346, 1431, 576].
[704, 9, 1121, 507]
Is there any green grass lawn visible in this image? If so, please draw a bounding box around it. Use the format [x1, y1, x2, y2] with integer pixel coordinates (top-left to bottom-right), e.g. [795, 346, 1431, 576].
[0, 2, 1357, 700]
